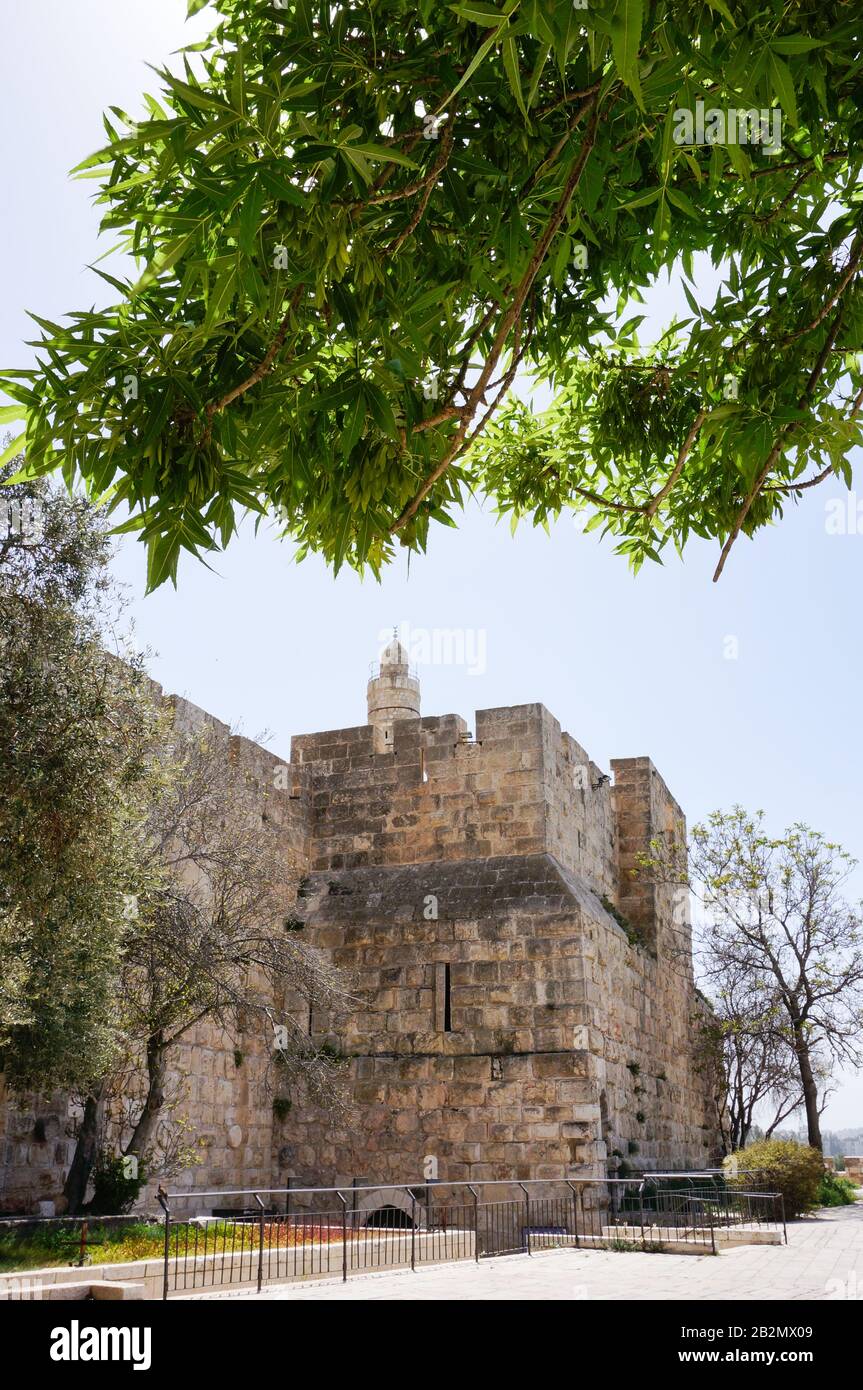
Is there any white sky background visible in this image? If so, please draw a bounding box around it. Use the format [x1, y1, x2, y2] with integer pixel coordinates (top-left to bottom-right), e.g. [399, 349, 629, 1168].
[1, 1, 862, 1132]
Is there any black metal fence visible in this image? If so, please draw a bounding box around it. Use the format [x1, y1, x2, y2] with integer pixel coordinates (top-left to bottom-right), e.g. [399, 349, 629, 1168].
[154, 1175, 786, 1297]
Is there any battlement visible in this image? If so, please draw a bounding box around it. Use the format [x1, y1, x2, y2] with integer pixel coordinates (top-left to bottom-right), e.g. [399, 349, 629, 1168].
[288, 668, 689, 956]
[151, 662, 690, 957]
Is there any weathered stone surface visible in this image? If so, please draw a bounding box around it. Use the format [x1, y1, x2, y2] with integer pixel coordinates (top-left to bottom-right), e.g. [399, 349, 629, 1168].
[0, 655, 719, 1213]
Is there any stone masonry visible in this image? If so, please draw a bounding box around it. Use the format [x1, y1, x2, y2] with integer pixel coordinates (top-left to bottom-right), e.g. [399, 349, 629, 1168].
[0, 640, 718, 1213]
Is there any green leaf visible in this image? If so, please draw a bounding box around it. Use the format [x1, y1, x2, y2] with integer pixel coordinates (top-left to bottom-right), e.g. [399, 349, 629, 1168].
[109, 512, 149, 536]
[725, 141, 751, 182]
[151, 66, 234, 116]
[551, 0, 582, 78]
[332, 507, 353, 575]
[343, 142, 418, 169]
[131, 231, 197, 295]
[770, 35, 827, 55]
[186, 0, 209, 14]
[0, 433, 25, 468]
[502, 37, 528, 123]
[526, 41, 551, 109]
[311, 379, 363, 412]
[341, 390, 367, 458]
[437, 4, 518, 110]
[259, 168, 308, 208]
[768, 53, 798, 128]
[666, 187, 698, 219]
[450, 2, 510, 23]
[682, 281, 702, 317]
[146, 532, 180, 592]
[619, 187, 661, 211]
[610, 0, 644, 108]
[0, 404, 28, 424]
[652, 191, 670, 248]
[364, 383, 398, 440]
[341, 146, 373, 184]
[237, 179, 265, 255]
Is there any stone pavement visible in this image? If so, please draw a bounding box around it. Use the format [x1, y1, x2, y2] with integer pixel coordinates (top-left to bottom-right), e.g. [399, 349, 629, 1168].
[193, 1201, 863, 1302]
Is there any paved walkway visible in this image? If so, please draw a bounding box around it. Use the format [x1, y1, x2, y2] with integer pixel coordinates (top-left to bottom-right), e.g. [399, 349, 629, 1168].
[196, 1201, 863, 1301]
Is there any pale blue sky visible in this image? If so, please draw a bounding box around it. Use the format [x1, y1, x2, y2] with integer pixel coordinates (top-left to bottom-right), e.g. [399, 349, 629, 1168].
[2, 2, 861, 1130]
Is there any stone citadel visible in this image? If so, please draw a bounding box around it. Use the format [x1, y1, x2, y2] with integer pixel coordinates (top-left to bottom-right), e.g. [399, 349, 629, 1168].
[0, 640, 718, 1213]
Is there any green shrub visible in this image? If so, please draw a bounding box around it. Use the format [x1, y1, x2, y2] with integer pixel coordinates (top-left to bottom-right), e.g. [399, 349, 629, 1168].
[817, 1172, 858, 1207]
[724, 1139, 824, 1219]
[88, 1154, 147, 1215]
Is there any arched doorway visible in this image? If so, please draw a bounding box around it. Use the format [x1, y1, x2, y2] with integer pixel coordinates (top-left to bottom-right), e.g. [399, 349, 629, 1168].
[364, 1204, 413, 1228]
[353, 1186, 424, 1229]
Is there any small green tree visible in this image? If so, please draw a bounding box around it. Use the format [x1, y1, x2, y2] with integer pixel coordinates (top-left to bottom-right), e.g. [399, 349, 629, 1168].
[693, 967, 806, 1155]
[725, 1138, 824, 1218]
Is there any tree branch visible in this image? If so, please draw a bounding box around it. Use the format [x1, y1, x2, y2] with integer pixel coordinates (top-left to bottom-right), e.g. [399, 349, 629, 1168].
[712, 236, 862, 581]
[645, 408, 706, 519]
[385, 122, 454, 255]
[391, 98, 601, 533]
[201, 284, 304, 438]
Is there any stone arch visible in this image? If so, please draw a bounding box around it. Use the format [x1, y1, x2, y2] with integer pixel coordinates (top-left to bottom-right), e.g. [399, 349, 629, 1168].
[353, 1186, 425, 1228]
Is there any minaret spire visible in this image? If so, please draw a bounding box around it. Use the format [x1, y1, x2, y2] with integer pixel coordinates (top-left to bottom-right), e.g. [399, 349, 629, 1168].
[367, 631, 421, 752]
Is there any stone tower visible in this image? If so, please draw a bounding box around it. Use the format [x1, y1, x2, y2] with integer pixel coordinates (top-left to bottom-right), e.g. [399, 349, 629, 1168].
[366, 632, 421, 753]
[278, 647, 719, 1197]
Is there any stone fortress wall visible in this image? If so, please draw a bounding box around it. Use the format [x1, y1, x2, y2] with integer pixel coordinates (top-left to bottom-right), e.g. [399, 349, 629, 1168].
[0, 685, 308, 1213]
[0, 645, 718, 1214]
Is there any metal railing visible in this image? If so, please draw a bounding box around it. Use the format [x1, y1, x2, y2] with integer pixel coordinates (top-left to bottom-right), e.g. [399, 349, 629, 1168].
[154, 1175, 785, 1297]
[643, 1181, 784, 1247]
[157, 1183, 478, 1298]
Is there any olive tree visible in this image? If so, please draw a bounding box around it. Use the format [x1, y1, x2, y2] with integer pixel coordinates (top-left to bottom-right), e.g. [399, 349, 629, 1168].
[0, 456, 159, 1098]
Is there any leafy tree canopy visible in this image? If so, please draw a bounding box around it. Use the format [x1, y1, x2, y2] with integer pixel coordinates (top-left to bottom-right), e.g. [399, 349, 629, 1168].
[2, 0, 862, 588]
[0, 461, 163, 1091]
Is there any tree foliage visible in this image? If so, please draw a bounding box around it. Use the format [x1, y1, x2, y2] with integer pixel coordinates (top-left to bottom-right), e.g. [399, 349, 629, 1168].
[2, 0, 862, 587]
[0, 460, 161, 1092]
[725, 1136, 824, 1217]
[649, 807, 863, 1153]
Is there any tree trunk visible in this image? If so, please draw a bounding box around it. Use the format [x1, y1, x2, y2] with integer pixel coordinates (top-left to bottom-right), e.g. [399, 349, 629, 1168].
[792, 1023, 822, 1151]
[63, 1084, 106, 1214]
[124, 1032, 167, 1162]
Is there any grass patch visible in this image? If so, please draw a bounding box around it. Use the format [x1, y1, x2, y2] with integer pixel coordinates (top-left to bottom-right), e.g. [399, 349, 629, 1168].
[0, 1221, 165, 1273]
[0, 1217, 378, 1273]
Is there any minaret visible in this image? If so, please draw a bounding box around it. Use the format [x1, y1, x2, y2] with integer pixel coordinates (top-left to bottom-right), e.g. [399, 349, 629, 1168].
[367, 631, 421, 752]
